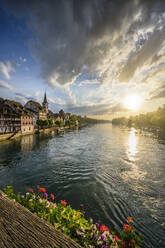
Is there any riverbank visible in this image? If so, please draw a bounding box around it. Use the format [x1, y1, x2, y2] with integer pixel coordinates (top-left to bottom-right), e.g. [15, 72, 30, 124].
[0, 124, 82, 142]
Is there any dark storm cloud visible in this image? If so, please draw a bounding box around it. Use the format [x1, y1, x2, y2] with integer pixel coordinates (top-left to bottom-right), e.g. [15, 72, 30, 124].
[2, 0, 165, 91]
[3, 0, 165, 88]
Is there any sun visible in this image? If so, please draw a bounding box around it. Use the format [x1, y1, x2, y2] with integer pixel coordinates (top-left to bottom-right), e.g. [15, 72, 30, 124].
[123, 95, 141, 110]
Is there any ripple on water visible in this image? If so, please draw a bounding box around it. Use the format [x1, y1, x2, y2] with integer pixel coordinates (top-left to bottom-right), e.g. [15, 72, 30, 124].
[0, 125, 165, 247]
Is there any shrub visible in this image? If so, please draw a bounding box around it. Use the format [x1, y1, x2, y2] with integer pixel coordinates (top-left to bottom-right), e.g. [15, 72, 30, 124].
[4, 186, 141, 248]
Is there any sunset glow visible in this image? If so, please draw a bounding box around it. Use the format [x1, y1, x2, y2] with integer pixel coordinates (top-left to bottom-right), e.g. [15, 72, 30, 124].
[123, 95, 142, 111]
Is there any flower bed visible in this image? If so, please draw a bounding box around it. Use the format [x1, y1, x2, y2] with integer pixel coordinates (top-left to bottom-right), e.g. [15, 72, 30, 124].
[4, 186, 141, 248]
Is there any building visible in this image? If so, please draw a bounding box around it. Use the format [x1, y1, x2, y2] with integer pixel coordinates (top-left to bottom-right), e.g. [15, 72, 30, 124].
[25, 100, 47, 123]
[0, 99, 34, 135]
[0, 99, 22, 134]
[25, 92, 49, 123]
[20, 112, 34, 135]
[0, 106, 21, 134]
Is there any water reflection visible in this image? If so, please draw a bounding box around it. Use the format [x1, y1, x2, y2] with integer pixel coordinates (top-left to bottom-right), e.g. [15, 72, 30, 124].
[21, 135, 34, 152]
[127, 128, 138, 161]
[0, 125, 165, 247]
[121, 127, 147, 184]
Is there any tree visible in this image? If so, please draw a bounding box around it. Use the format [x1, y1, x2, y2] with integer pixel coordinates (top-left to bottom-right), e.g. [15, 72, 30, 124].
[59, 109, 65, 120]
[55, 120, 62, 127]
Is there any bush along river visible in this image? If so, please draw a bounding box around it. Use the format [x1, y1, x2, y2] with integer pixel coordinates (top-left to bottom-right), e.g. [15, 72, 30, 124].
[0, 124, 165, 247]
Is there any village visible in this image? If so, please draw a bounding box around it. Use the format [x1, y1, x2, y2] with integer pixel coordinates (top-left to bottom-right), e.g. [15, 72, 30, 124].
[0, 92, 79, 140]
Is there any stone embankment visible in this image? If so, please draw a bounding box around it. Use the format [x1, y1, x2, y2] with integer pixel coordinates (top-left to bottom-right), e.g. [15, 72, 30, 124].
[0, 125, 74, 142]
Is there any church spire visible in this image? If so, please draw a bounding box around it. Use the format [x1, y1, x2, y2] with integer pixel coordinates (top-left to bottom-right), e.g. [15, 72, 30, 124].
[43, 90, 48, 104]
[42, 90, 48, 114]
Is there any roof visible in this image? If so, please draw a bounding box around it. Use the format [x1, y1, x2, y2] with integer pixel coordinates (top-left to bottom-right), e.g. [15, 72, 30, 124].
[0, 100, 32, 116]
[53, 113, 60, 118]
[25, 100, 42, 110]
[0, 97, 4, 103]
[4, 99, 23, 109]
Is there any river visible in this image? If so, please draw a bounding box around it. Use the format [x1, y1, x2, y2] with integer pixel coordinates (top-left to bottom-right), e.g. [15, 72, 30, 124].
[0, 124, 165, 247]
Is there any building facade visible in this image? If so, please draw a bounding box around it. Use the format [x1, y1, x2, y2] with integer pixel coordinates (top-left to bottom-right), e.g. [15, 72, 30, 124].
[0, 99, 34, 135]
[20, 114, 34, 135]
[0, 101, 21, 134]
[25, 100, 47, 122]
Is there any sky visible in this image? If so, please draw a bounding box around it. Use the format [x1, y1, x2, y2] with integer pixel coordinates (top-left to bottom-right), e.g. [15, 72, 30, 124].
[0, 0, 165, 119]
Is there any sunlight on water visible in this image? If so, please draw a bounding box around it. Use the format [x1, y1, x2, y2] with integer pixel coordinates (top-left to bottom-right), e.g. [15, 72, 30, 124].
[0, 125, 165, 247]
[122, 127, 146, 182]
[127, 127, 138, 161]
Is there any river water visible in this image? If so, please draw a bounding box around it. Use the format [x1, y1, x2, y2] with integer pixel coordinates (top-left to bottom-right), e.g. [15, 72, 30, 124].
[0, 124, 165, 247]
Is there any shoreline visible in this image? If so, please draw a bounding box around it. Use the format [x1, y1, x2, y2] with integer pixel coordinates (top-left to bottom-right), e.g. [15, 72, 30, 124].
[0, 124, 86, 142]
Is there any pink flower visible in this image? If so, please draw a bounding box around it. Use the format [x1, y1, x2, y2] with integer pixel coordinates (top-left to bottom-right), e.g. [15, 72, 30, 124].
[39, 199, 43, 204]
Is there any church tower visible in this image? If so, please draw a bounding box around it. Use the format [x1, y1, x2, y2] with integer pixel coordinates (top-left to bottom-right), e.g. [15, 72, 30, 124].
[42, 91, 48, 114]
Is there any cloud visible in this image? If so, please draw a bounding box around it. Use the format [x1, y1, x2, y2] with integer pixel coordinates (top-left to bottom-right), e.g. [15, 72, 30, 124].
[66, 102, 128, 116]
[149, 90, 165, 100]
[49, 97, 65, 105]
[0, 80, 13, 90]
[78, 79, 100, 87]
[17, 57, 27, 67]
[149, 83, 165, 100]
[0, 61, 16, 80]
[34, 90, 40, 97]
[4, 0, 165, 88]
[15, 92, 35, 102]
[118, 29, 165, 82]
[19, 57, 27, 63]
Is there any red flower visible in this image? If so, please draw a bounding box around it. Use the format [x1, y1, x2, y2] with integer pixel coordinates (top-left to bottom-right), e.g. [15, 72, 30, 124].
[100, 224, 110, 233]
[121, 241, 126, 248]
[29, 188, 34, 193]
[61, 200, 66, 207]
[50, 194, 55, 200]
[126, 217, 133, 223]
[123, 224, 132, 232]
[113, 235, 120, 242]
[39, 187, 46, 193]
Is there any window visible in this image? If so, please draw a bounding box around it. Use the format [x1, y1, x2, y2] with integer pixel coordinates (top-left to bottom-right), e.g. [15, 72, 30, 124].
[29, 127, 31, 130]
